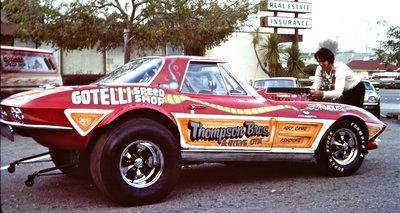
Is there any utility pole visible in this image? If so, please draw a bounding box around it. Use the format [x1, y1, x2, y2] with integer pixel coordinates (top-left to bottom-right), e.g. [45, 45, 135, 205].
[123, 29, 131, 64]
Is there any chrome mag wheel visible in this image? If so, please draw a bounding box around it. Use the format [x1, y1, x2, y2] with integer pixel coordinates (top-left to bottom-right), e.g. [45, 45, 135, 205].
[329, 128, 359, 165]
[119, 140, 164, 188]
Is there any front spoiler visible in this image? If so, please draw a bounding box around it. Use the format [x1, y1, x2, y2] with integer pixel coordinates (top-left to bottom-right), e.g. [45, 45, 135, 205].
[0, 119, 73, 142]
[367, 138, 380, 150]
[1, 123, 14, 141]
[0, 119, 72, 131]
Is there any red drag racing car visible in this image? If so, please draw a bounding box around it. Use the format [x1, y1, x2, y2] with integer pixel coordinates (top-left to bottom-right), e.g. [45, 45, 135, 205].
[0, 56, 386, 206]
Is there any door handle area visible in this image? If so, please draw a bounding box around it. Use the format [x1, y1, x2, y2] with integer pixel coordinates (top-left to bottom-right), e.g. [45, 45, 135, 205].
[190, 104, 206, 110]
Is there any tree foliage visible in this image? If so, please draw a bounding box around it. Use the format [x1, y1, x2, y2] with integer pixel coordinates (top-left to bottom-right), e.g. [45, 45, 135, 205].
[259, 33, 282, 77]
[284, 43, 305, 78]
[304, 64, 318, 77]
[251, 28, 269, 76]
[374, 24, 400, 67]
[169, 0, 256, 56]
[1, 0, 256, 58]
[1, 0, 57, 48]
[252, 31, 305, 77]
[318, 39, 338, 54]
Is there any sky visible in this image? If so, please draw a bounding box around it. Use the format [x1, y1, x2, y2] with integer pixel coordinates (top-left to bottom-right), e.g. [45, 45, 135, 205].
[257, 0, 400, 53]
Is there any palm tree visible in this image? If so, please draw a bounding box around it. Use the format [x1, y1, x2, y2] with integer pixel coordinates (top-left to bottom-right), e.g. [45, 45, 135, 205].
[285, 43, 305, 78]
[251, 28, 269, 76]
[259, 33, 282, 77]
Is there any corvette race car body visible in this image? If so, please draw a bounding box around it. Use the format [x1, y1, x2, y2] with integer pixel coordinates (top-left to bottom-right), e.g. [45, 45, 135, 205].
[0, 56, 386, 206]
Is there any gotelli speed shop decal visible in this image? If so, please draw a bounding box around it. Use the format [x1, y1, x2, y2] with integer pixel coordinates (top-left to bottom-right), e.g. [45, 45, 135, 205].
[71, 87, 165, 106]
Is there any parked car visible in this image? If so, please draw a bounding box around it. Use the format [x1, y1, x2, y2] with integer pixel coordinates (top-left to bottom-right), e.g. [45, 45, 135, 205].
[362, 79, 380, 118]
[0, 46, 63, 99]
[252, 77, 307, 101]
[1, 56, 386, 206]
[252, 77, 300, 89]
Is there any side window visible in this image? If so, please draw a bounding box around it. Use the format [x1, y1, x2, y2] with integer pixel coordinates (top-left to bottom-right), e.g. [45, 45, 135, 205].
[182, 62, 228, 95]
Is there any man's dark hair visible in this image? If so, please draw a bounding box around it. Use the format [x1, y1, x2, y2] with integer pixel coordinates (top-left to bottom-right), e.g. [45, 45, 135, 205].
[314, 48, 335, 64]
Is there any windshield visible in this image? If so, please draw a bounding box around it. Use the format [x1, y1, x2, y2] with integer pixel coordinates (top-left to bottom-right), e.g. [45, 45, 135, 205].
[363, 81, 374, 91]
[254, 79, 295, 88]
[94, 57, 163, 84]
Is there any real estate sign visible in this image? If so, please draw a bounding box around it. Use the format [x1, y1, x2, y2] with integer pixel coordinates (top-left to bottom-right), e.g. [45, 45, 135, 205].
[264, 0, 312, 13]
[259, 0, 312, 42]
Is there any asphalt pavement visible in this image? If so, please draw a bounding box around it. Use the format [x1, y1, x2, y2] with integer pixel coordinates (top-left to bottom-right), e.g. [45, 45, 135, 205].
[379, 89, 400, 119]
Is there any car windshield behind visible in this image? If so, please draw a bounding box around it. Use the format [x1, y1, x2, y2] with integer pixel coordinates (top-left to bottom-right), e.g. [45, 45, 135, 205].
[363, 81, 374, 90]
[94, 57, 163, 84]
[254, 79, 295, 88]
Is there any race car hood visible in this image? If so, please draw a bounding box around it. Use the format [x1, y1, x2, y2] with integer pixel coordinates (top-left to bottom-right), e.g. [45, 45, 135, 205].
[1, 85, 83, 107]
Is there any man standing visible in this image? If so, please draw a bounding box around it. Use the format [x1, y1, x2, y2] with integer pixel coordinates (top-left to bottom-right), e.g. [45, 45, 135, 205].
[310, 48, 365, 108]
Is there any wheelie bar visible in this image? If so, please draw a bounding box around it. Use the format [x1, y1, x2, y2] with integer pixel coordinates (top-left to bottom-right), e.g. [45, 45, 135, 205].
[25, 166, 63, 187]
[7, 152, 52, 173]
[6, 151, 66, 187]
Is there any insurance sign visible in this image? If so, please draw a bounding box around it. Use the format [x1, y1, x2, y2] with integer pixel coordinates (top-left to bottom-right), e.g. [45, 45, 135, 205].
[261, 16, 312, 29]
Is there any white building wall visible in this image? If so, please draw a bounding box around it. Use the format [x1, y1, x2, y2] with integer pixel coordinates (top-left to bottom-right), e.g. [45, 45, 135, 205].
[206, 32, 268, 85]
[105, 46, 125, 74]
[62, 48, 104, 75]
[14, 32, 269, 81]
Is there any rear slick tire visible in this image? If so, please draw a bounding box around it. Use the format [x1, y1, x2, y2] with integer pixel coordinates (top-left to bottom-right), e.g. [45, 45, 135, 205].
[315, 120, 367, 177]
[90, 118, 181, 206]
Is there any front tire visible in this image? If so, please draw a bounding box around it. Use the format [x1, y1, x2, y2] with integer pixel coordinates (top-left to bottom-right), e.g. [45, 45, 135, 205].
[315, 120, 367, 176]
[90, 118, 181, 206]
